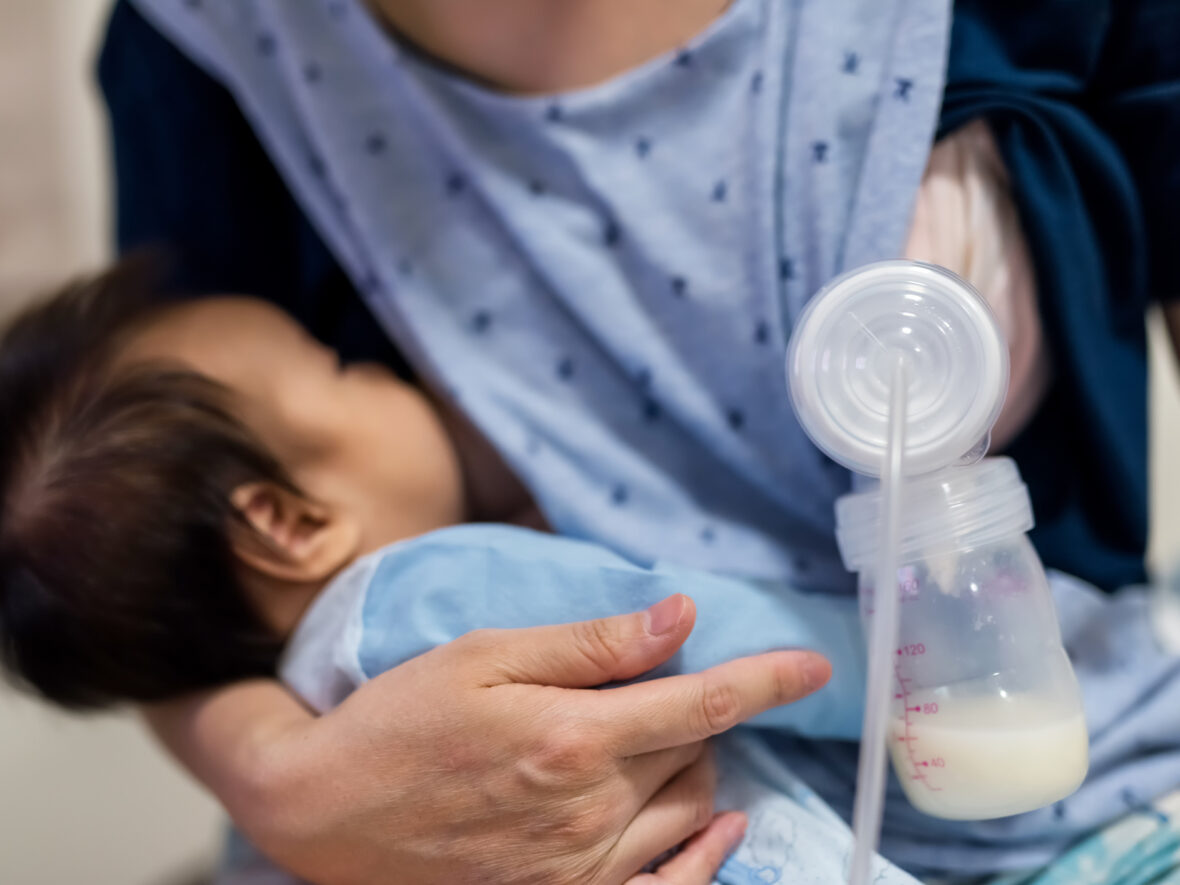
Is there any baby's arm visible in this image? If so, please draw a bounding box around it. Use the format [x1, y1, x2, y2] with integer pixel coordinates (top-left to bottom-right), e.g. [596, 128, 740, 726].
[340, 525, 865, 740]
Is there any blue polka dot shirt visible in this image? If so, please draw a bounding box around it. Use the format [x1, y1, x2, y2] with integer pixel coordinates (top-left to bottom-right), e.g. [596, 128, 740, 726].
[131, 0, 950, 590]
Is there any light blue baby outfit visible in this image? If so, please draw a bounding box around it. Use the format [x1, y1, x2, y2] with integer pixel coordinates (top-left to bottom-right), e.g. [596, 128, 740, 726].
[281, 525, 866, 734]
[276, 523, 914, 885]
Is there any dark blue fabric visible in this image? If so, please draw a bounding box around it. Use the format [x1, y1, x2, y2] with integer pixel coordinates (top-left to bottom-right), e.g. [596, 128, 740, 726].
[1089, 0, 1180, 303]
[96, 0, 411, 378]
[99, 0, 1179, 591]
[940, 0, 1180, 591]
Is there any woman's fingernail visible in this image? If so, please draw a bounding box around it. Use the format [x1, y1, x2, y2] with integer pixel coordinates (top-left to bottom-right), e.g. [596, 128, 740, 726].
[801, 653, 832, 693]
[645, 595, 685, 636]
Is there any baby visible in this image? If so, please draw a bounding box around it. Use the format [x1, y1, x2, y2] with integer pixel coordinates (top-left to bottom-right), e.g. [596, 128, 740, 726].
[0, 264, 913, 884]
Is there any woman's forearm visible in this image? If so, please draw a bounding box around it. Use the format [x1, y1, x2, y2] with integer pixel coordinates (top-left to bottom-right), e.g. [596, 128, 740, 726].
[141, 679, 311, 826]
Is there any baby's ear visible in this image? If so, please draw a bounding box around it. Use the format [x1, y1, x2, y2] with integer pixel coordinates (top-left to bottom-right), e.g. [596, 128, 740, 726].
[229, 482, 359, 584]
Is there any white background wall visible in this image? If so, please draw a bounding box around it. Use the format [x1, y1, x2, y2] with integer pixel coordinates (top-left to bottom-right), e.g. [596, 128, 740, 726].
[0, 2, 1178, 884]
[1150, 313, 1180, 576]
[0, 3, 224, 884]
[0, 1, 110, 306]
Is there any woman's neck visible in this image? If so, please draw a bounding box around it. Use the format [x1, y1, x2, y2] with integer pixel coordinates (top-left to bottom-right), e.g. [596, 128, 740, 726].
[366, 0, 732, 94]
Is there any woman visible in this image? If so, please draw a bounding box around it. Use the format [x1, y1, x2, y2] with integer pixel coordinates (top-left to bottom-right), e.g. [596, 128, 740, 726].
[98, 0, 1179, 881]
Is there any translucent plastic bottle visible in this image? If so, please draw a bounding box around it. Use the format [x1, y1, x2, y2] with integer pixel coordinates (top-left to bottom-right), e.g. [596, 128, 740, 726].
[836, 460, 1088, 819]
[788, 261, 1088, 822]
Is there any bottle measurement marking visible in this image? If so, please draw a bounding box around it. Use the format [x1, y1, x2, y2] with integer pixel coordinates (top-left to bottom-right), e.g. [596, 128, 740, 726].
[893, 657, 943, 792]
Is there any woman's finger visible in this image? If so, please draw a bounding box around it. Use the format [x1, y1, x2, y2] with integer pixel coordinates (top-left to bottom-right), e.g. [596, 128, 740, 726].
[599, 650, 831, 756]
[607, 746, 718, 880]
[470, 594, 697, 688]
[618, 741, 706, 816]
[628, 812, 748, 885]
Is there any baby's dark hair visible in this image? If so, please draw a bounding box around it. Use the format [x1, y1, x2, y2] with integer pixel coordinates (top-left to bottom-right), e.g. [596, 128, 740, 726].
[0, 261, 287, 709]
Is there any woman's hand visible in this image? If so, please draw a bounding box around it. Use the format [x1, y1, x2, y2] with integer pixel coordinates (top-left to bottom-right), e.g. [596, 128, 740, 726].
[146, 594, 828, 884]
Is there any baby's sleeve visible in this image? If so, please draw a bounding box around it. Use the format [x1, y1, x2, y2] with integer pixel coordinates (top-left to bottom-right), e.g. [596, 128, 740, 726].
[355, 525, 865, 740]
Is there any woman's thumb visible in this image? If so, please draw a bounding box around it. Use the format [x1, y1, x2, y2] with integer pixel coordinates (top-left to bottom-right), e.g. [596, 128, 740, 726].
[477, 595, 697, 688]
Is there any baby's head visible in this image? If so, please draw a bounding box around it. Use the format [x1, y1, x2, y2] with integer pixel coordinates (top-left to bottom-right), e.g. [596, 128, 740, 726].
[0, 262, 465, 708]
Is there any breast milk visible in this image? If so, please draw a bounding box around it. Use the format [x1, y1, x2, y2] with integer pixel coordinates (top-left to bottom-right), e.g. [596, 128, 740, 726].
[888, 690, 1089, 820]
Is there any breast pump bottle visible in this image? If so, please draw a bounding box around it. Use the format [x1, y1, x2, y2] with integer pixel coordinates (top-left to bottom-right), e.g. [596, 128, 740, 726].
[787, 261, 1088, 824]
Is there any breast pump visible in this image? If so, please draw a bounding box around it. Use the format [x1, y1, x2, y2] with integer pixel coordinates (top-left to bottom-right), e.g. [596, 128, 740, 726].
[786, 262, 1088, 882]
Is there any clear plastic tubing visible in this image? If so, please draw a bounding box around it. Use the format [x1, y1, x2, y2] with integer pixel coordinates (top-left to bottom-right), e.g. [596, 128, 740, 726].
[847, 355, 906, 885]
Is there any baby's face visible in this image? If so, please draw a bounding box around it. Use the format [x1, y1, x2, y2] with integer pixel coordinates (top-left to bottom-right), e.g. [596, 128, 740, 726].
[125, 297, 467, 553]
